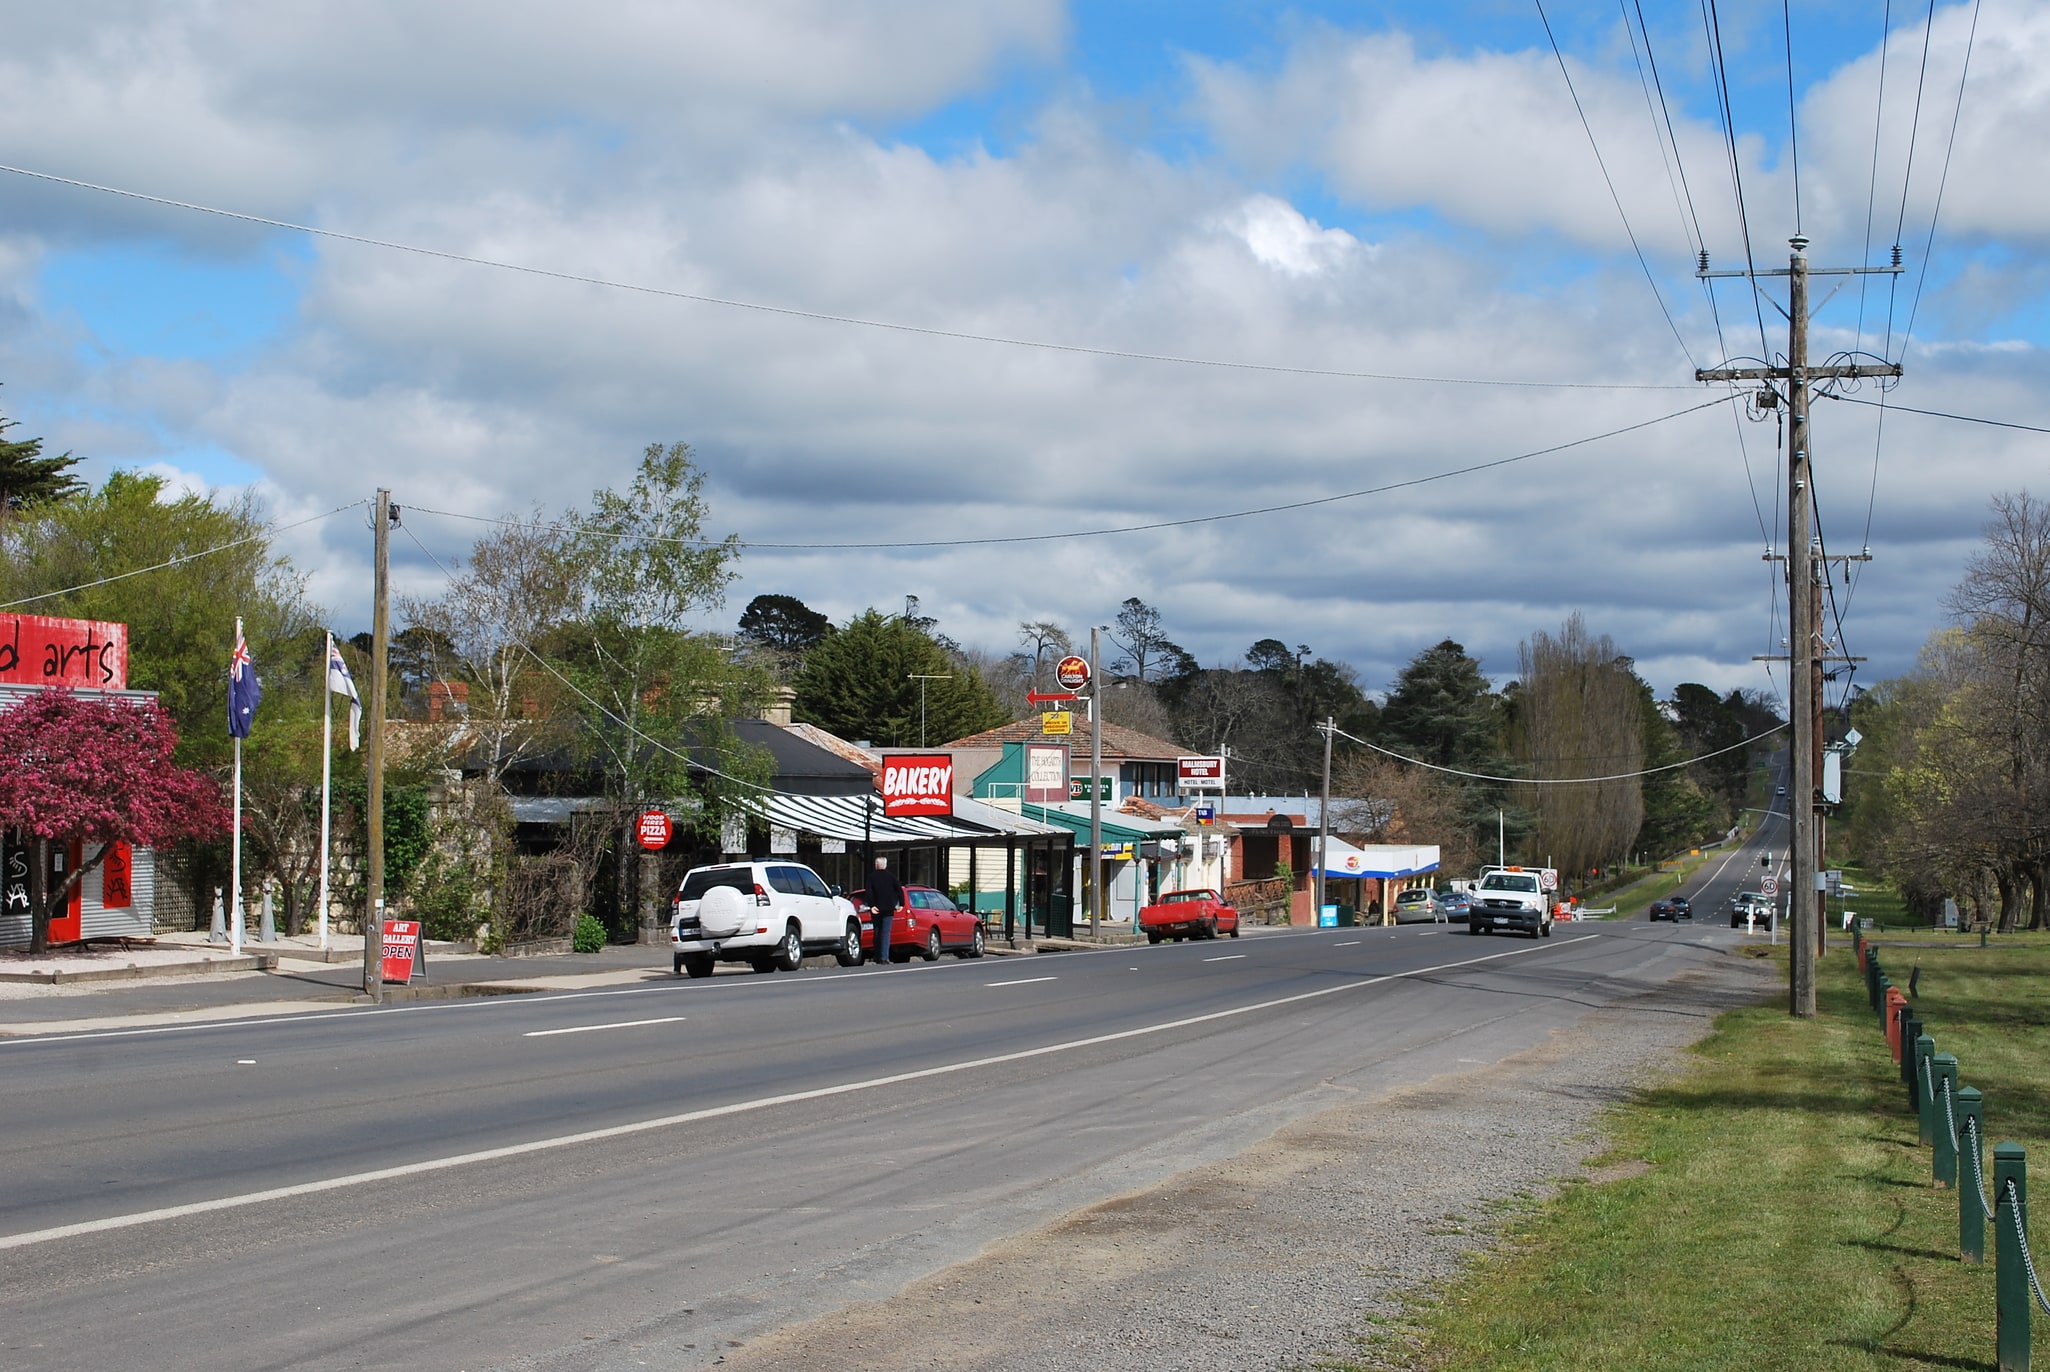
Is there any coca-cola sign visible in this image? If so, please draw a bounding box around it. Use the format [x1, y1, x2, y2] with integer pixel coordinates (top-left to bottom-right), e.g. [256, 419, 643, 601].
[881, 754, 954, 818]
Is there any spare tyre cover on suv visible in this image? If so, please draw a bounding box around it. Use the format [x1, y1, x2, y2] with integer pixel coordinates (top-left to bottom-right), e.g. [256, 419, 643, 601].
[696, 884, 750, 939]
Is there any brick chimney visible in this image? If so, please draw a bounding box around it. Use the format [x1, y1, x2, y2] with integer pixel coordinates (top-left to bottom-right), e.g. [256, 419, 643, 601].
[763, 685, 797, 726]
[427, 680, 470, 722]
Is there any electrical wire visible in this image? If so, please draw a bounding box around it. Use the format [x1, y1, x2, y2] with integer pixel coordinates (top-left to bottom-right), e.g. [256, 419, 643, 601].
[406, 395, 1737, 552]
[1624, 0, 1728, 361]
[1901, 0, 1985, 350]
[0, 498, 371, 610]
[1816, 393, 2050, 436]
[1783, 0, 1803, 236]
[1702, 0, 1773, 362]
[1531, 0, 1697, 368]
[1855, 0, 1896, 354]
[1328, 722, 1787, 786]
[0, 161, 1693, 395]
[1884, 0, 1942, 361]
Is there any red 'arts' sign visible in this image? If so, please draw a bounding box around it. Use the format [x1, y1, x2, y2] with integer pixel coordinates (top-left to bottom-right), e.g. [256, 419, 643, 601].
[0, 614, 129, 690]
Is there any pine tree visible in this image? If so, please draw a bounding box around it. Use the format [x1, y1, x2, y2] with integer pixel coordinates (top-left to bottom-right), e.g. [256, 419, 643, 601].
[0, 411, 86, 512]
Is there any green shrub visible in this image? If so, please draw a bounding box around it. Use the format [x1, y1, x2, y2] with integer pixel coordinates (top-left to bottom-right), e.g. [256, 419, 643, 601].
[571, 913, 607, 954]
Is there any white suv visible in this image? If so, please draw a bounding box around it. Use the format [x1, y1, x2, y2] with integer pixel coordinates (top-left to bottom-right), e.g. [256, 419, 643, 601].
[670, 860, 864, 978]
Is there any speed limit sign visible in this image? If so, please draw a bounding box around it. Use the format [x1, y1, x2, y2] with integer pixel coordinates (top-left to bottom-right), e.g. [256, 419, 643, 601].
[1761, 874, 1779, 897]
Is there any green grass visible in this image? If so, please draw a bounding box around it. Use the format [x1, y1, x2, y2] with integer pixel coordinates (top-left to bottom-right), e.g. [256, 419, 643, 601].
[1332, 934, 2050, 1371]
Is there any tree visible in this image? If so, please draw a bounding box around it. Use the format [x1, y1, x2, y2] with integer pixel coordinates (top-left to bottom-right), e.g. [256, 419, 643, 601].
[0, 470, 313, 770]
[1107, 598, 1186, 684]
[1515, 614, 1645, 879]
[1378, 640, 1525, 863]
[738, 594, 832, 672]
[0, 408, 86, 513]
[400, 508, 574, 786]
[795, 609, 1008, 747]
[0, 689, 228, 951]
[1016, 620, 1073, 690]
[1332, 752, 1479, 877]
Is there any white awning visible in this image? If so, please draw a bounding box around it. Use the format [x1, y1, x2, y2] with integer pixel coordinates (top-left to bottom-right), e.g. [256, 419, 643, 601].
[1308, 837, 1440, 880]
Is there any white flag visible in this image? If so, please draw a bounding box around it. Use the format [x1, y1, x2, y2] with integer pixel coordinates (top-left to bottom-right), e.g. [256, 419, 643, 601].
[327, 638, 362, 750]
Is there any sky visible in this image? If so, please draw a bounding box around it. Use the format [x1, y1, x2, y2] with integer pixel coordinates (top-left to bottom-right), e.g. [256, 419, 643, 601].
[2, 0, 2044, 709]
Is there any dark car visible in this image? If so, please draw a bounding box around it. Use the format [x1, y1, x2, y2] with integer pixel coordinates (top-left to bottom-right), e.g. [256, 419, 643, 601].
[1648, 898, 1684, 922]
[1670, 895, 1692, 917]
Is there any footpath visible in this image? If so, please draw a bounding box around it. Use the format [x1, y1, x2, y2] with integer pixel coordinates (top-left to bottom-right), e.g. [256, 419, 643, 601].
[0, 923, 1155, 1037]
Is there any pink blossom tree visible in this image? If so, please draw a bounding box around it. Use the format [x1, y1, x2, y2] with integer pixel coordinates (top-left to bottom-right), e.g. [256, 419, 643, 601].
[0, 689, 228, 952]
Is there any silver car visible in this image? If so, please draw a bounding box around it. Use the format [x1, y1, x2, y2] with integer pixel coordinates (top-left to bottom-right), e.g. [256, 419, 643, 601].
[1391, 889, 1445, 923]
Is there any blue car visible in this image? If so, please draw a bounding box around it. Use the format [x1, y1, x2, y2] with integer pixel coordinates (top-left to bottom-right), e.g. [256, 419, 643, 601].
[1440, 890, 1472, 922]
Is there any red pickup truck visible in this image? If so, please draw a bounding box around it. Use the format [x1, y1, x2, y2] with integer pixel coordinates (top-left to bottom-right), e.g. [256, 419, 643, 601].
[1138, 888, 1240, 943]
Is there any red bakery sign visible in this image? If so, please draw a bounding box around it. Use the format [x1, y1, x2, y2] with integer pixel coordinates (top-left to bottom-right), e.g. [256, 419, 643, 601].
[881, 754, 954, 818]
[0, 614, 129, 690]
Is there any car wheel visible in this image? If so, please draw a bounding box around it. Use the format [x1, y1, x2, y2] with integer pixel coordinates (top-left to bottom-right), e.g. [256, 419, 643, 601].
[1540, 922, 1552, 938]
[1203, 918, 1218, 940]
[835, 920, 864, 967]
[1228, 925, 1239, 939]
[1146, 931, 1162, 944]
[681, 953, 714, 979]
[1469, 923, 1483, 935]
[673, 951, 686, 974]
[749, 956, 777, 973]
[774, 924, 804, 972]
[959, 926, 985, 959]
[924, 928, 942, 962]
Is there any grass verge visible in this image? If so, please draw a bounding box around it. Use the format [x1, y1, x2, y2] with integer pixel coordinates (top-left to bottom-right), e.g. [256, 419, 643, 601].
[1334, 933, 2050, 1371]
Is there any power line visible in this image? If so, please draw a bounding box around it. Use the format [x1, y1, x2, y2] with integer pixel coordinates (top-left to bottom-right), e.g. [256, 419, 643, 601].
[0, 498, 370, 610]
[1901, 0, 1985, 350]
[1884, 0, 1942, 360]
[0, 161, 1692, 395]
[1328, 721, 1787, 786]
[408, 395, 1737, 552]
[1702, 0, 1773, 361]
[1531, 0, 1697, 368]
[1623, 0, 1728, 362]
[1783, 0, 1804, 236]
[1817, 393, 2050, 436]
[1855, 0, 1897, 354]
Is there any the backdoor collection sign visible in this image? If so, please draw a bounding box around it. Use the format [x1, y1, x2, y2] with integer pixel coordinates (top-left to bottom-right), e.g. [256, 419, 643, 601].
[881, 754, 954, 817]
[0, 614, 129, 689]
[1023, 743, 1068, 803]
[1178, 756, 1225, 791]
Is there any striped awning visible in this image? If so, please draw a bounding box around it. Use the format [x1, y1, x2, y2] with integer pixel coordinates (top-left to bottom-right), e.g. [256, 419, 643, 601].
[751, 791, 1068, 844]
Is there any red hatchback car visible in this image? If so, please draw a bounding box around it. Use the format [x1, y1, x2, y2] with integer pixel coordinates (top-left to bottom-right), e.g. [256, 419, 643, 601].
[1138, 888, 1240, 943]
[850, 885, 987, 962]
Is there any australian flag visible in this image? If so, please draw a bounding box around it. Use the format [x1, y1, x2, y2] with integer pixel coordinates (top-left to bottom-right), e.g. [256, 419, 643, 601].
[228, 623, 263, 739]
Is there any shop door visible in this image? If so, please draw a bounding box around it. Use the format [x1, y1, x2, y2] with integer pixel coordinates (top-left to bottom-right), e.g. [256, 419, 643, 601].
[46, 839, 84, 944]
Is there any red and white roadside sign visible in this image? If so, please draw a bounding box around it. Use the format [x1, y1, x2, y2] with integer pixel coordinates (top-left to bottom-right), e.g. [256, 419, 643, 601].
[1054, 655, 1090, 691]
[881, 754, 954, 817]
[635, 809, 673, 850]
[381, 919, 425, 985]
[1177, 756, 1225, 791]
[1761, 874, 1780, 897]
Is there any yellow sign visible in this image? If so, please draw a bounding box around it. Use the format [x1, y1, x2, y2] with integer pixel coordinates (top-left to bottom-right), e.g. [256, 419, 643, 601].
[1041, 711, 1072, 735]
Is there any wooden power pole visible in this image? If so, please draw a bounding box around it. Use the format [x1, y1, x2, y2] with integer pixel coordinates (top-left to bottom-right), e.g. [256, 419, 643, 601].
[1698, 237, 1897, 1017]
[361, 488, 393, 1001]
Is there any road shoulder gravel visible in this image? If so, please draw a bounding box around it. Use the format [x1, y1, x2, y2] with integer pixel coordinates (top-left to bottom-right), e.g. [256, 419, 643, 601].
[697, 947, 1776, 1372]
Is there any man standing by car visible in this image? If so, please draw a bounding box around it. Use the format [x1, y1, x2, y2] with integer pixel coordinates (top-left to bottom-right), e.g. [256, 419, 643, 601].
[867, 856, 905, 965]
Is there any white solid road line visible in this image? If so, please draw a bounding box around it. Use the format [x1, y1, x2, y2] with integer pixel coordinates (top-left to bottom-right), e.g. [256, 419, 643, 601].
[0, 936, 1566, 1252]
[1333, 941, 1360, 947]
[522, 1016, 687, 1038]
[985, 976, 1058, 987]
[1201, 955, 1246, 962]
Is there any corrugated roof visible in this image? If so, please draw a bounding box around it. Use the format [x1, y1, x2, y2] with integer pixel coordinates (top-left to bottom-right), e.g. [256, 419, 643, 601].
[944, 716, 1186, 761]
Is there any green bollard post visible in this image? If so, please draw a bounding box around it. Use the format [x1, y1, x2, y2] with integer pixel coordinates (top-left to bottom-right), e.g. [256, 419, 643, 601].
[1931, 1054, 1959, 1187]
[1869, 956, 1884, 1011]
[1878, 975, 1893, 1030]
[1959, 1088, 1985, 1264]
[1994, 1142, 2028, 1372]
[1912, 1032, 1934, 1137]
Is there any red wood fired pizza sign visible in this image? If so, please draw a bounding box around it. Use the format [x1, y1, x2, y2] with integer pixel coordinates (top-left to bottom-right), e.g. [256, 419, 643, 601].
[635, 809, 673, 850]
[0, 614, 129, 690]
[881, 755, 954, 818]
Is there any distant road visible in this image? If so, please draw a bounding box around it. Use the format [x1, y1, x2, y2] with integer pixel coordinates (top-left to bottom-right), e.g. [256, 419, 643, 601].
[1, 915, 1757, 1371]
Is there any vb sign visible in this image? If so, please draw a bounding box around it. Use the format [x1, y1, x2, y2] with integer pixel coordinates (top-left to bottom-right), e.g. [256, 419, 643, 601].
[1054, 655, 1090, 691]
[1178, 756, 1225, 791]
[881, 754, 954, 817]
[635, 809, 673, 850]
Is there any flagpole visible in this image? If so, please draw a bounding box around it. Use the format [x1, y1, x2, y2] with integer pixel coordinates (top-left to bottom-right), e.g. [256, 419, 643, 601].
[231, 616, 245, 957]
[317, 631, 334, 951]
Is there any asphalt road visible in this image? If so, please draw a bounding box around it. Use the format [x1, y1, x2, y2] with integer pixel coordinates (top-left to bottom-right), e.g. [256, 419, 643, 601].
[1, 908, 1763, 1371]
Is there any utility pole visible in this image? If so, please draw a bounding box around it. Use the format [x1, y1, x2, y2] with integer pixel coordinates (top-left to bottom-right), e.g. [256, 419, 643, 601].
[1699, 236, 1899, 1018]
[907, 673, 952, 748]
[1313, 718, 1333, 924]
[362, 489, 394, 1002]
[1088, 626, 1102, 936]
